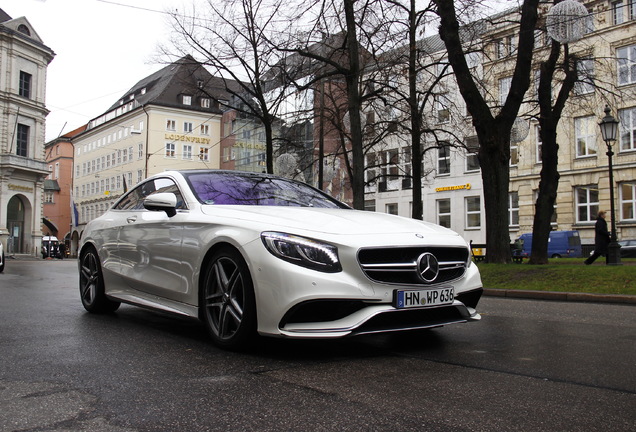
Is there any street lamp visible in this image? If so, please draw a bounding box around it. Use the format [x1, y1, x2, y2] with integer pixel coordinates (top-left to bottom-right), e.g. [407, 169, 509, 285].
[598, 105, 622, 265]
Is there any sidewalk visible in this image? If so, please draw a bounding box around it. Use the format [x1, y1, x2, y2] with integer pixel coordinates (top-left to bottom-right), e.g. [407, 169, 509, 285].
[483, 288, 636, 305]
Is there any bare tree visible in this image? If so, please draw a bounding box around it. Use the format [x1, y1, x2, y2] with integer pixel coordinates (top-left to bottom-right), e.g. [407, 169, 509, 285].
[272, 0, 391, 209]
[165, 0, 300, 174]
[433, 0, 541, 263]
[528, 35, 578, 264]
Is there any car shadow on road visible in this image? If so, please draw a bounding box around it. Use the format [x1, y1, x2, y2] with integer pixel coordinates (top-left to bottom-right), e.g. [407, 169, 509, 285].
[78, 304, 450, 360]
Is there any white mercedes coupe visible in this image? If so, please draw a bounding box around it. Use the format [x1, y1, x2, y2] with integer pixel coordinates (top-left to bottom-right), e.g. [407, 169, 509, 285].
[79, 170, 483, 349]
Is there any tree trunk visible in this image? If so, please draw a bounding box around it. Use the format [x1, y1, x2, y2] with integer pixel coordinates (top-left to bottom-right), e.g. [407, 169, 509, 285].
[409, 0, 423, 220]
[344, 0, 365, 210]
[478, 131, 512, 263]
[529, 41, 577, 264]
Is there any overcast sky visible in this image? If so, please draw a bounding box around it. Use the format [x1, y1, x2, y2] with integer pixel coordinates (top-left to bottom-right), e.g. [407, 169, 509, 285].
[3, 0, 183, 142]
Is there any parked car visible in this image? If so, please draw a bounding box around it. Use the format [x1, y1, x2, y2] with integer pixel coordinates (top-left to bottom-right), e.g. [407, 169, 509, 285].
[42, 235, 60, 259]
[78, 170, 483, 349]
[513, 230, 583, 259]
[618, 239, 636, 258]
[0, 241, 4, 273]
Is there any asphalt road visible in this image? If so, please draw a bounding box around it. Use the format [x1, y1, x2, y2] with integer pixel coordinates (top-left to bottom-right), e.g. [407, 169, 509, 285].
[0, 258, 634, 432]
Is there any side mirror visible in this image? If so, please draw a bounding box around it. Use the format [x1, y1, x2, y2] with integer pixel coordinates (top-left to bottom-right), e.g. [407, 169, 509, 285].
[143, 192, 178, 217]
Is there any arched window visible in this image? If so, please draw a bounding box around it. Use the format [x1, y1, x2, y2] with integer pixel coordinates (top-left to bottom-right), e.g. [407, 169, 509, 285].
[17, 24, 31, 36]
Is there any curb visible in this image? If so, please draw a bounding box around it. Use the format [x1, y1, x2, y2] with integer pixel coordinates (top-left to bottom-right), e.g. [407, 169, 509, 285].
[483, 288, 636, 305]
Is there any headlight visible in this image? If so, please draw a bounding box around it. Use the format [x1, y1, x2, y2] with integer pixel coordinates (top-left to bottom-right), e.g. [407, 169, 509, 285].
[261, 232, 341, 273]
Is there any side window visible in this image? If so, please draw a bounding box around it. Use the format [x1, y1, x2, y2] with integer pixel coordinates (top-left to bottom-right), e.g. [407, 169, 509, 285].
[114, 178, 186, 210]
[114, 187, 144, 210]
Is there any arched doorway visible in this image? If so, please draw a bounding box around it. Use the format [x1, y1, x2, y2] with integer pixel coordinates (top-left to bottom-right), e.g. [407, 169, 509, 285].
[7, 195, 26, 254]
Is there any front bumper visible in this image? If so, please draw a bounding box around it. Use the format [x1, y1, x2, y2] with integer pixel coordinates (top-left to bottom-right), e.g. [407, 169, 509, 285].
[244, 237, 484, 338]
[278, 288, 482, 338]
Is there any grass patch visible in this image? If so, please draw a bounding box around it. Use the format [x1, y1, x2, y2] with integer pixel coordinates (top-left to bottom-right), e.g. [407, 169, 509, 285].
[476, 258, 636, 296]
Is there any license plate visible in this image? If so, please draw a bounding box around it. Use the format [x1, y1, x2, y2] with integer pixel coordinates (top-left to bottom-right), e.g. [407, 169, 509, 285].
[395, 287, 454, 309]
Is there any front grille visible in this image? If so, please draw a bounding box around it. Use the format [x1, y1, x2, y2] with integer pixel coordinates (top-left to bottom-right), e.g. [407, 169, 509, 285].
[358, 246, 469, 286]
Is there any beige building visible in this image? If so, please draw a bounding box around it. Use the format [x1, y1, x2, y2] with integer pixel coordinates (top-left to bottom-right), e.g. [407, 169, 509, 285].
[71, 56, 234, 246]
[504, 1, 636, 246]
[0, 8, 55, 256]
[365, 1, 636, 249]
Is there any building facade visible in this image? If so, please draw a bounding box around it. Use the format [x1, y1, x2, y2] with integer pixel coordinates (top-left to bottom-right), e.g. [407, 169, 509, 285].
[364, 1, 636, 248]
[70, 56, 233, 251]
[43, 125, 85, 256]
[0, 9, 55, 256]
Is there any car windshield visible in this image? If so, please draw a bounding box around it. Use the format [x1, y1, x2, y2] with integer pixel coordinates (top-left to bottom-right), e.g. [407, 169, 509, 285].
[184, 171, 349, 209]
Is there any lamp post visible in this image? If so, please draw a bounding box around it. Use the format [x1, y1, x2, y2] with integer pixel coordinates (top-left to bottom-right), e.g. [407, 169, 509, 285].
[598, 105, 622, 265]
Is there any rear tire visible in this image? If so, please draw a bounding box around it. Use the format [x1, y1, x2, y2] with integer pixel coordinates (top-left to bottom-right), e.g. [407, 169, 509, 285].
[201, 247, 256, 349]
[79, 246, 120, 313]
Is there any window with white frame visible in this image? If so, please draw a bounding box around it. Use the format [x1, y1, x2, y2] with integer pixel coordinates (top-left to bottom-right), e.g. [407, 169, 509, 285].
[44, 191, 54, 203]
[509, 192, 519, 227]
[613, 1, 625, 24]
[437, 199, 451, 228]
[612, 1, 636, 24]
[137, 170, 143, 184]
[366, 152, 377, 184]
[200, 124, 209, 135]
[465, 196, 481, 229]
[184, 122, 193, 133]
[499, 76, 512, 106]
[496, 35, 516, 59]
[435, 94, 450, 123]
[201, 98, 210, 108]
[166, 119, 176, 131]
[465, 136, 480, 172]
[536, 126, 543, 163]
[510, 142, 519, 166]
[575, 116, 597, 157]
[620, 182, 636, 221]
[381, 149, 399, 181]
[617, 44, 636, 85]
[199, 147, 209, 162]
[165, 142, 176, 158]
[576, 185, 599, 223]
[574, 58, 595, 95]
[183, 144, 193, 160]
[437, 143, 451, 175]
[182, 95, 192, 105]
[619, 106, 636, 151]
[138, 143, 143, 159]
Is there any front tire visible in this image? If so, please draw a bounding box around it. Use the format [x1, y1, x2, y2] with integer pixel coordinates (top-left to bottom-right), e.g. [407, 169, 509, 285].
[79, 247, 120, 313]
[201, 247, 256, 349]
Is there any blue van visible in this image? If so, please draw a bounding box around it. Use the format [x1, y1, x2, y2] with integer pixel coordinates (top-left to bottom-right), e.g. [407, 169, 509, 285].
[514, 230, 583, 258]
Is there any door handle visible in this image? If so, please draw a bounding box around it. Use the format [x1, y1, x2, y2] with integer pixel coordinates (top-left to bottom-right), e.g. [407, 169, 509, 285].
[126, 216, 137, 223]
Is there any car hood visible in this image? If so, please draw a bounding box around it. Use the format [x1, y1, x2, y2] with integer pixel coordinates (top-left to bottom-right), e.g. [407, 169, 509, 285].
[200, 205, 460, 239]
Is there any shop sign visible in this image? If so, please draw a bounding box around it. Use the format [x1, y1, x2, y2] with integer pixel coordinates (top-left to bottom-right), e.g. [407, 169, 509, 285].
[435, 183, 471, 192]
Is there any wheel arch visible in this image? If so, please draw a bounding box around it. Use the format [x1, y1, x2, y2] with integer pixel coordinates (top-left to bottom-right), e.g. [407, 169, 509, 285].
[197, 241, 247, 321]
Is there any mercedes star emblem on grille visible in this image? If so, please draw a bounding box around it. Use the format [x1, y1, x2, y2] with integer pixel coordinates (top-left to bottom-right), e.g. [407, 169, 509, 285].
[416, 252, 439, 283]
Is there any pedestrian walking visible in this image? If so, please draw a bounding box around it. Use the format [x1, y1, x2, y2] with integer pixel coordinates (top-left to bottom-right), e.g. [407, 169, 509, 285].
[585, 210, 611, 265]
